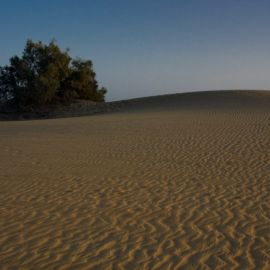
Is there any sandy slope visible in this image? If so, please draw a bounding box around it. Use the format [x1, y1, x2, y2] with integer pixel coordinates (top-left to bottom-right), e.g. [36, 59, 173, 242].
[0, 90, 270, 269]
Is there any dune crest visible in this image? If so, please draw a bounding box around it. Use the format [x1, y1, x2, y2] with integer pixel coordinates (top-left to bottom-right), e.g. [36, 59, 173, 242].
[1, 90, 270, 120]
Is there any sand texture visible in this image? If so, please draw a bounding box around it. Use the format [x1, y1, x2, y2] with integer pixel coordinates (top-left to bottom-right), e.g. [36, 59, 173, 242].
[0, 91, 270, 269]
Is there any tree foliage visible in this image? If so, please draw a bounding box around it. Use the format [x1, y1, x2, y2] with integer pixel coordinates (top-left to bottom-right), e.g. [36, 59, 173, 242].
[0, 39, 106, 109]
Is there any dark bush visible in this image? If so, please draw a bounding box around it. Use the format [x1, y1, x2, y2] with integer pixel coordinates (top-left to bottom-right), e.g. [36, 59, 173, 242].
[0, 39, 106, 109]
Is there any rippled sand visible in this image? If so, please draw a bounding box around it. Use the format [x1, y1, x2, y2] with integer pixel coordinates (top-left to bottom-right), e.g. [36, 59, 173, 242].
[0, 91, 270, 269]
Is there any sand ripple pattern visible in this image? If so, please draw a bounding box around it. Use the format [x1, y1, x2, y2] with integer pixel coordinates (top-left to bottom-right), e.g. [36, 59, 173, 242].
[0, 107, 270, 269]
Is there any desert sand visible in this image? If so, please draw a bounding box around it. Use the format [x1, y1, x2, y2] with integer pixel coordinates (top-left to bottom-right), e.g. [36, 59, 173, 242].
[0, 90, 270, 269]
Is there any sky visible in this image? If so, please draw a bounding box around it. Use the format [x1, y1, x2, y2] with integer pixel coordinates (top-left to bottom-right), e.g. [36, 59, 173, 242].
[1, 0, 270, 101]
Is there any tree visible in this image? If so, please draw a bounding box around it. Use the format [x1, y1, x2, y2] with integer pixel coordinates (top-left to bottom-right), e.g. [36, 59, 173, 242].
[0, 39, 106, 109]
[61, 58, 106, 102]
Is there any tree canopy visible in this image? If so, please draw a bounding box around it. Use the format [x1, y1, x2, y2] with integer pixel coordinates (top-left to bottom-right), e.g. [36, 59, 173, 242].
[0, 39, 106, 109]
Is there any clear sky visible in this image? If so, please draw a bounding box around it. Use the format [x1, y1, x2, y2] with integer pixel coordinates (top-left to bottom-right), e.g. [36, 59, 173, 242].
[1, 0, 270, 101]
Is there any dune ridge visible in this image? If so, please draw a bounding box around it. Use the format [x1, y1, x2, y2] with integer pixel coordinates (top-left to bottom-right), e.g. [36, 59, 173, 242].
[0, 90, 270, 269]
[1, 90, 270, 120]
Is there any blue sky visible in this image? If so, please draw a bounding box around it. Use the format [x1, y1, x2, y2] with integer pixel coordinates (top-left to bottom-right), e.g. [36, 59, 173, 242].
[1, 0, 270, 101]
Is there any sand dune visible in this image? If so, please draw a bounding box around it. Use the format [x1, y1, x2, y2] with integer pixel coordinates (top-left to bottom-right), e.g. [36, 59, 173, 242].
[0, 90, 270, 269]
[1, 90, 270, 120]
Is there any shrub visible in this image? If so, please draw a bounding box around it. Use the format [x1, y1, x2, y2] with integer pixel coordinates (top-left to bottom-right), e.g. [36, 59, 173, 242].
[0, 39, 107, 109]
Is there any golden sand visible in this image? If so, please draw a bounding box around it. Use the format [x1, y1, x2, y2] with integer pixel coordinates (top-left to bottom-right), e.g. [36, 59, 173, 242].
[0, 91, 270, 269]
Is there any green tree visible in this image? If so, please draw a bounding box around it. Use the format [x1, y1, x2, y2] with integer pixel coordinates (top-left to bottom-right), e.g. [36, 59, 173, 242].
[61, 59, 106, 102]
[0, 39, 107, 109]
